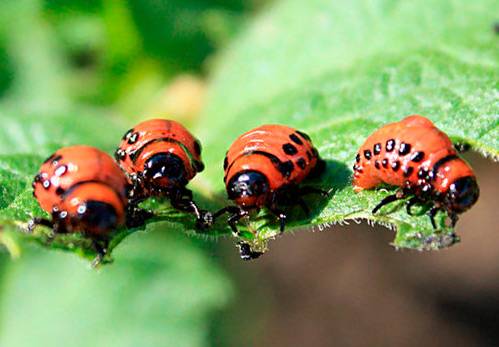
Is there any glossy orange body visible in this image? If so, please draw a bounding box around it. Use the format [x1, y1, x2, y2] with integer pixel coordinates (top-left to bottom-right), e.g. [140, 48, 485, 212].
[115, 119, 203, 186]
[352, 115, 475, 194]
[224, 124, 320, 207]
[33, 146, 127, 234]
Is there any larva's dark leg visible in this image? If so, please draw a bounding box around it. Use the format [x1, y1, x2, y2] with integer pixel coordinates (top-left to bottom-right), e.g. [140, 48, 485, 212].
[91, 239, 109, 268]
[449, 212, 459, 227]
[372, 190, 405, 214]
[171, 197, 201, 219]
[405, 197, 420, 215]
[125, 180, 153, 229]
[27, 217, 53, 232]
[213, 206, 248, 236]
[126, 205, 154, 228]
[269, 208, 287, 234]
[227, 209, 248, 236]
[170, 188, 213, 229]
[212, 206, 240, 219]
[428, 206, 439, 229]
[28, 217, 67, 241]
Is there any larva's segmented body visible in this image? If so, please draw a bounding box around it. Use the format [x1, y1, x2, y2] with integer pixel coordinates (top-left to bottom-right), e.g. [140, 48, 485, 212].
[353, 115, 479, 228]
[224, 124, 321, 208]
[215, 124, 327, 260]
[115, 119, 210, 228]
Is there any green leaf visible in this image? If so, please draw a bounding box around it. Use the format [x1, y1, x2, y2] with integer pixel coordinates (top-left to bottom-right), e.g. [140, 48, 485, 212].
[0, 230, 232, 347]
[198, 0, 499, 251]
[0, 0, 497, 262]
[0, 111, 217, 261]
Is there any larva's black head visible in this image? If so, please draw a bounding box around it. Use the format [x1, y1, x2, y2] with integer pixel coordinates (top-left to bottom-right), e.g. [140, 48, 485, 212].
[76, 200, 119, 234]
[227, 170, 270, 207]
[143, 152, 187, 187]
[444, 176, 479, 213]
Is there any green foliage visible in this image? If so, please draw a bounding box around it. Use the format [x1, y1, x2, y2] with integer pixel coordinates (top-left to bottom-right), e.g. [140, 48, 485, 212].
[0, 230, 232, 347]
[199, 0, 499, 251]
[0, 0, 497, 260]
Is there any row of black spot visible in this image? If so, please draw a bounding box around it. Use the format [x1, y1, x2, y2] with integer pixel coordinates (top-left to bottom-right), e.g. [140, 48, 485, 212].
[33, 155, 68, 197]
[353, 139, 427, 179]
[354, 139, 461, 185]
[115, 129, 203, 171]
[281, 132, 317, 174]
[359, 139, 425, 163]
[122, 128, 202, 158]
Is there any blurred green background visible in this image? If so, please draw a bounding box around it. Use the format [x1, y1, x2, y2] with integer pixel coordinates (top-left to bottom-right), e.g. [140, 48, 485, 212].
[0, 0, 498, 346]
[0, 1, 265, 346]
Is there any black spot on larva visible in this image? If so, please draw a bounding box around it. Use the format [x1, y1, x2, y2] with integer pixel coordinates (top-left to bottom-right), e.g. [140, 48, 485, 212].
[51, 155, 62, 165]
[410, 151, 424, 162]
[114, 148, 127, 161]
[32, 191, 37, 197]
[382, 159, 388, 168]
[283, 143, 298, 155]
[289, 133, 303, 145]
[122, 128, 133, 140]
[278, 160, 294, 177]
[307, 151, 313, 160]
[373, 143, 382, 155]
[297, 158, 306, 169]
[363, 149, 372, 160]
[34, 173, 43, 182]
[355, 153, 360, 163]
[399, 142, 411, 155]
[55, 165, 67, 177]
[391, 160, 400, 171]
[403, 166, 414, 177]
[128, 132, 139, 144]
[223, 156, 229, 170]
[43, 154, 56, 164]
[193, 140, 202, 156]
[374, 160, 381, 169]
[386, 139, 395, 152]
[55, 187, 65, 195]
[42, 180, 51, 189]
[296, 130, 311, 141]
[353, 164, 363, 173]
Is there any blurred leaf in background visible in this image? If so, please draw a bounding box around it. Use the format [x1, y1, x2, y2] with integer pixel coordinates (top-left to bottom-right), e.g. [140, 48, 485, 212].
[0, 0, 268, 346]
[41, 0, 260, 117]
[0, 230, 232, 347]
